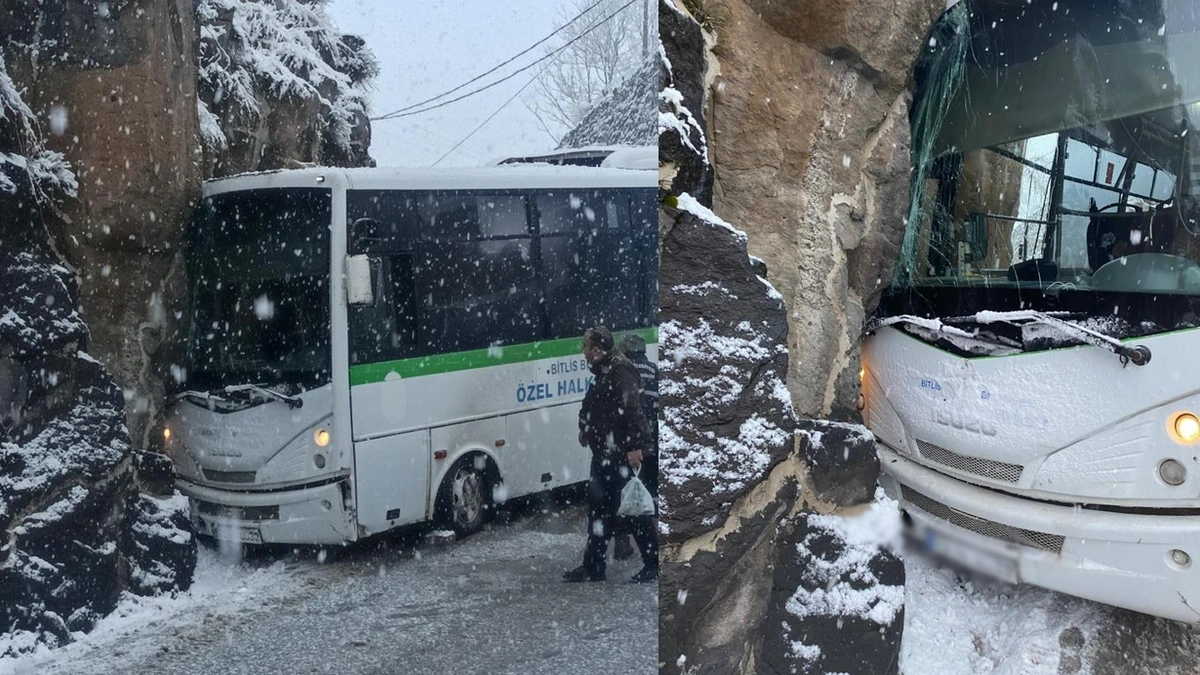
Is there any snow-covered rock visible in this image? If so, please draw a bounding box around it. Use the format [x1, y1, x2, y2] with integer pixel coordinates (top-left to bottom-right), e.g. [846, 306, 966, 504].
[197, 0, 377, 176]
[558, 52, 656, 150]
[0, 51, 195, 656]
[658, 5, 905, 673]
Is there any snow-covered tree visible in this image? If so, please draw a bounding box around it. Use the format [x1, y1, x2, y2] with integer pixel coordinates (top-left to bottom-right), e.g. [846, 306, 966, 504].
[526, 0, 655, 142]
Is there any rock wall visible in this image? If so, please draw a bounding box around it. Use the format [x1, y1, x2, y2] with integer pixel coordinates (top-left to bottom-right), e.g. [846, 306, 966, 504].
[0, 0, 202, 451]
[0, 53, 194, 656]
[659, 3, 906, 673]
[701, 0, 944, 419]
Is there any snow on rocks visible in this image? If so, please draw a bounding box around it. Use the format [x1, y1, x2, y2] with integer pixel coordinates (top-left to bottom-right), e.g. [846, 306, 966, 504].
[0, 57, 195, 655]
[761, 489, 906, 675]
[658, 202, 795, 541]
[196, 0, 377, 173]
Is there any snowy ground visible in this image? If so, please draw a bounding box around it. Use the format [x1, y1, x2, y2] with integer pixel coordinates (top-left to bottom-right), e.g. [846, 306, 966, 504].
[0, 502, 656, 675]
[903, 547, 1200, 675]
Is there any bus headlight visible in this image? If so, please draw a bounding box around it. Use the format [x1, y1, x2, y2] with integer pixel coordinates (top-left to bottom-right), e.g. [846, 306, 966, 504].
[1170, 412, 1200, 444]
[1159, 459, 1187, 486]
[163, 427, 171, 441]
[314, 429, 330, 447]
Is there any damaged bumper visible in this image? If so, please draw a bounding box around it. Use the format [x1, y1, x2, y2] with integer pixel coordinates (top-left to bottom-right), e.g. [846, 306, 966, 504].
[177, 478, 355, 546]
[879, 445, 1200, 623]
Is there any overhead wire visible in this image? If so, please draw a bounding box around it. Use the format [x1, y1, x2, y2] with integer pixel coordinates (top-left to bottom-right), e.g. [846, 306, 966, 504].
[429, 0, 637, 166]
[375, 0, 637, 122]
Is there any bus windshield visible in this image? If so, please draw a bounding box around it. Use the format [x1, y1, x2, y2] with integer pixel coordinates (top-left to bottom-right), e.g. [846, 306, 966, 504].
[889, 0, 1200, 331]
[187, 188, 332, 391]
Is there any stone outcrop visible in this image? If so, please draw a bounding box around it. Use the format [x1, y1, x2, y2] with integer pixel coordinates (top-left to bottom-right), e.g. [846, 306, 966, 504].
[702, 0, 943, 419]
[659, 2, 910, 672]
[0, 0, 202, 451]
[0, 54, 194, 655]
[196, 0, 377, 176]
[558, 53, 657, 150]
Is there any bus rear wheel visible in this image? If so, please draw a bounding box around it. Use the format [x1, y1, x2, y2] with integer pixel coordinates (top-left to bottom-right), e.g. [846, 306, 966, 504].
[438, 457, 491, 537]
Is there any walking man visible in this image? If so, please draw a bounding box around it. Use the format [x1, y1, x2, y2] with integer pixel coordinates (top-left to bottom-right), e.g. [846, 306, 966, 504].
[612, 334, 658, 569]
[563, 327, 656, 583]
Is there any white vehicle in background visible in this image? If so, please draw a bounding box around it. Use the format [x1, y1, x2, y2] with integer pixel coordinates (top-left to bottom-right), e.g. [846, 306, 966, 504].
[159, 163, 657, 546]
[863, 0, 1200, 621]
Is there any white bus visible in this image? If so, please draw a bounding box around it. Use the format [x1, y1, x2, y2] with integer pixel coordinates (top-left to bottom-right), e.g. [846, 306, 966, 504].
[864, 0, 1200, 621]
[159, 164, 657, 546]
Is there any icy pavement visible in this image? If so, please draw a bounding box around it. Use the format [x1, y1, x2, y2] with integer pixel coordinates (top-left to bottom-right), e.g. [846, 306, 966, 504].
[902, 551, 1200, 674]
[1, 505, 656, 675]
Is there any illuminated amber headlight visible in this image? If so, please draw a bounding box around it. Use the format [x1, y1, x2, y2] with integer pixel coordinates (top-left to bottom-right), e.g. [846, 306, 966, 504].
[314, 429, 331, 448]
[162, 427, 171, 441]
[1169, 412, 1200, 444]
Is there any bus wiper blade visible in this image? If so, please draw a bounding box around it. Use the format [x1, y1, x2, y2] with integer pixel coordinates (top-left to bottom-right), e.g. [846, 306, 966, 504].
[864, 315, 1020, 352]
[173, 390, 230, 405]
[221, 383, 304, 409]
[948, 310, 1152, 367]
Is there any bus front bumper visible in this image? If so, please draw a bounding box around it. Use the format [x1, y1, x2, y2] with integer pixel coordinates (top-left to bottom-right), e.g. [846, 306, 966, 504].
[177, 478, 356, 546]
[879, 446, 1200, 623]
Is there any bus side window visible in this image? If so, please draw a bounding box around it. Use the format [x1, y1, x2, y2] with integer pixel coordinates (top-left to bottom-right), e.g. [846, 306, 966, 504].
[389, 254, 417, 348]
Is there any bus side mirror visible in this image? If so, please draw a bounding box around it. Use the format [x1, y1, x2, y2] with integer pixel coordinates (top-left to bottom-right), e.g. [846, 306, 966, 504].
[346, 254, 375, 305]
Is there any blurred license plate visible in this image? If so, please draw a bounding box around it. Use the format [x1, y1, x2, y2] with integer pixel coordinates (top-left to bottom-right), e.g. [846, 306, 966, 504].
[238, 527, 263, 544]
[925, 529, 1018, 584]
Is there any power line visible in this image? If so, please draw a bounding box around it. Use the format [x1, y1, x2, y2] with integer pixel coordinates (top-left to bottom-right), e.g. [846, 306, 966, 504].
[375, 0, 636, 122]
[371, 0, 608, 120]
[431, 65, 548, 167]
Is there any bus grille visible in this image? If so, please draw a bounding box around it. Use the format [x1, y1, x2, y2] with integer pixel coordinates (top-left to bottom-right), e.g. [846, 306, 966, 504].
[197, 502, 279, 521]
[916, 440, 1023, 484]
[900, 485, 1064, 553]
[203, 469, 257, 484]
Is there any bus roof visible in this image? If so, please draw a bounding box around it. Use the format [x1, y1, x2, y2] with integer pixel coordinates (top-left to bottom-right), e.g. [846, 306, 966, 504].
[202, 164, 655, 197]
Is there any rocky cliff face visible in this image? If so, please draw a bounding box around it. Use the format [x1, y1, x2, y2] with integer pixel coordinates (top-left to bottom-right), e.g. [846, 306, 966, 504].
[659, 3, 907, 673]
[0, 53, 194, 656]
[702, 0, 943, 419]
[0, 0, 373, 653]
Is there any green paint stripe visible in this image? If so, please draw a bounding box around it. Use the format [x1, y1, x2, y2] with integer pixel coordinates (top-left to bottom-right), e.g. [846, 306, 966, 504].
[349, 326, 658, 385]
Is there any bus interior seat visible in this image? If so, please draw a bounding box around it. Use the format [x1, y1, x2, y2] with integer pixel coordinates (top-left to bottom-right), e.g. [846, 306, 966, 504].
[1089, 252, 1200, 292]
[1007, 258, 1058, 283]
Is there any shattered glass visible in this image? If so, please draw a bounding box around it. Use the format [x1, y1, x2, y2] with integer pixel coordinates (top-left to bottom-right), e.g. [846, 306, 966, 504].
[889, 0, 1200, 345]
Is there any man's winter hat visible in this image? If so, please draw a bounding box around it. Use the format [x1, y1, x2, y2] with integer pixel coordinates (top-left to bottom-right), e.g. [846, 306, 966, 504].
[619, 333, 646, 356]
[585, 326, 615, 351]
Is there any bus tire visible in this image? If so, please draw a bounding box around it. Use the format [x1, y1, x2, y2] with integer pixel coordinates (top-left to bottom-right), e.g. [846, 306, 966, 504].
[437, 455, 491, 537]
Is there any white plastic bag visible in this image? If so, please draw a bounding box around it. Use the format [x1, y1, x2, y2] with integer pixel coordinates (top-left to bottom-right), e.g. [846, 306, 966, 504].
[617, 467, 655, 517]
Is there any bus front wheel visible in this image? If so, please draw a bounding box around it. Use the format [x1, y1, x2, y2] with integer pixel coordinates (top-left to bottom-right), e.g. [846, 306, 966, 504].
[438, 456, 491, 537]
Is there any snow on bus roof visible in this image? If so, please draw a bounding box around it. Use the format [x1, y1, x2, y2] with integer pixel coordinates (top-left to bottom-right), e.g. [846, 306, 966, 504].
[203, 163, 654, 196]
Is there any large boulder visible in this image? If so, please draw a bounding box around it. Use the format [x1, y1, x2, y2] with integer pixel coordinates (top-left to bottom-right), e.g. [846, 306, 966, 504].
[0, 52, 194, 656]
[701, 0, 943, 418]
[659, 3, 906, 672]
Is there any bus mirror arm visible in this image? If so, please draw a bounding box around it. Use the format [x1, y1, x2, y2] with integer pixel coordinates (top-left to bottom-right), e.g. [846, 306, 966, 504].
[346, 254, 375, 306]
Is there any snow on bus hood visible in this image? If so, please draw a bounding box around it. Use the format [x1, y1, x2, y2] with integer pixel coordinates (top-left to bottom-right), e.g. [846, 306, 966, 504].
[864, 325, 1200, 502]
[165, 384, 333, 473]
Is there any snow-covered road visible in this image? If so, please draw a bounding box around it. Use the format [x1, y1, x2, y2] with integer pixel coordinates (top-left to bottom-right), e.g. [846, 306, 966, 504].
[903, 551, 1200, 675]
[2, 505, 656, 675]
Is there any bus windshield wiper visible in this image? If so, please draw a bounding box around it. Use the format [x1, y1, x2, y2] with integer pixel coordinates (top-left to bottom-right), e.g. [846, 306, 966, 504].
[865, 315, 1021, 353]
[220, 383, 304, 409]
[173, 389, 230, 405]
[945, 310, 1152, 367]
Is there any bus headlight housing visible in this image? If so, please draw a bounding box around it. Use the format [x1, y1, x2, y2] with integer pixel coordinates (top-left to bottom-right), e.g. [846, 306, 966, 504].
[314, 429, 330, 448]
[1168, 412, 1200, 444]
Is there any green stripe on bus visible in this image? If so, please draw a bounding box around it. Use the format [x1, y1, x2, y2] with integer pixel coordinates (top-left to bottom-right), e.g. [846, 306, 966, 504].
[349, 326, 658, 385]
